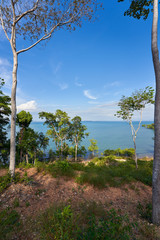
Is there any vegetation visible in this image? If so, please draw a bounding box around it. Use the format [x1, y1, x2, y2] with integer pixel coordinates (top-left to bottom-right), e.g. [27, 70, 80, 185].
[115, 87, 154, 168]
[35, 155, 153, 188]
[0, 208, 21, 240]
[88, 138, 99, 157]
[104, 148, 135, 158]
[142, 123, 154, 130]
[0, 78, 11, 165]
[37, 203, 137, 240]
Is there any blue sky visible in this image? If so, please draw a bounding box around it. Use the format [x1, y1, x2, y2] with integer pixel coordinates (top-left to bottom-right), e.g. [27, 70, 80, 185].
[0, 0, 156, 121]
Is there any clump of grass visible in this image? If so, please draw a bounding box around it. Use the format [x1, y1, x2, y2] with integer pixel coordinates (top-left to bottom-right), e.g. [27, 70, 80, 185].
[0, 174, 11, 193]
[137, 202, 152, 223]
[17, 162, 34, 169]
[36, 160, 76, 178]
[13, 198, 20, 208]
[0, 208, 21, 240]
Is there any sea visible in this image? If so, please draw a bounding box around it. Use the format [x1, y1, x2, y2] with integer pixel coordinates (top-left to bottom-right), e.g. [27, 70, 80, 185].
[30, 121, 154, 158]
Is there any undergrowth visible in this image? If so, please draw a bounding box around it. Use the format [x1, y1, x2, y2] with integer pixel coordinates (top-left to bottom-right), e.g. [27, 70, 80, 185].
[35, 157, 153, 188]
[0, 208, 21, 240]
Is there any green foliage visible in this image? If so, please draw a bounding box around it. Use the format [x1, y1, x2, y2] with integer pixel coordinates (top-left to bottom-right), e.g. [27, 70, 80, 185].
[142, 123, 154, 130]
[39, 110, 71, 158]
[0, 208, 20, 240]
[137, 202, 152, 223]
[0, 78, 11, 163]
[88, 138, 99, 156]
[38, 203, 137, 240]
[48, 161, 75, 178]
[76, 158, 153, 188]
[118, 0, 152, 20]
[115, 87, 154, 121]
[0, 174, 11, 193]
[13, 198, 20, 208]
[104, 148, 135, 158]
[16, 110, 32, 129]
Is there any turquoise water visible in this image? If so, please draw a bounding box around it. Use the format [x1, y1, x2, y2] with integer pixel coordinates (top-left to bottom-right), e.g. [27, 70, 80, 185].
[30, 121, 154, 157]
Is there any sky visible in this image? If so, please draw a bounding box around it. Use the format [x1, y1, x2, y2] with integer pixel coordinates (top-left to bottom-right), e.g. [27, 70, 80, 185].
[0, 0, 157, 121]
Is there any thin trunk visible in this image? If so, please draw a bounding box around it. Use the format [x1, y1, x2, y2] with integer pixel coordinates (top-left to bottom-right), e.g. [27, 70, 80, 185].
[9, 51, 18, 177]
[130, 121, 138, 168]
[133, 137, 138, 169]
[152, 0, 160, 225]
[26, 153, 29, 164]
[75, 143, 78, 162]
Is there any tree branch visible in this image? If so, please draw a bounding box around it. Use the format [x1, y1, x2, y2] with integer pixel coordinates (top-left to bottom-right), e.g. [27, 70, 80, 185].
[15, 0, 39, 24]
[0, 8, 10, 41]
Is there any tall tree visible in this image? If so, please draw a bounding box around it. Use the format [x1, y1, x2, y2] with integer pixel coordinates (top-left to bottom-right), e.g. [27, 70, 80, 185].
[115, 87, 154, 168]
[0, 78, 11, 163]
[70, 116, 88, 161]
[0, 0, 102, 177]
[118, 0, 160, 225]
[39, 110, 71, 158]
[16, 110, 32, 162]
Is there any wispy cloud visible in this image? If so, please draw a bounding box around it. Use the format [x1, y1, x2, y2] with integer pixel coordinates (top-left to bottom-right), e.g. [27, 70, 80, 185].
[84, 90, 97, 100]
[17, 100, 37, 112]
[110, 81, 120, 87]
[104, 81, 120, 88]
[75, 77, 83, 87]
[54, 62, 62, 74]
[59, 82, 68, 90]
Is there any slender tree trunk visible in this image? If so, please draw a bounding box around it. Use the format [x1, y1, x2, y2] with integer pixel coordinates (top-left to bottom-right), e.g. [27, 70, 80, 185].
[26, 153, 29, 164]
[133, 137, 138, 169]
[152, 0, 160, 225]
[75, 143, 78, 162]
[9, 51, 18, 177]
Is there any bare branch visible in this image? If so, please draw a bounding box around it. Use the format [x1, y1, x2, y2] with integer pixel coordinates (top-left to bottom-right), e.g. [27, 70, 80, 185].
[17, 22, 59, 54]
[15, 0, 39, 24]
[0, 6, 10, 41]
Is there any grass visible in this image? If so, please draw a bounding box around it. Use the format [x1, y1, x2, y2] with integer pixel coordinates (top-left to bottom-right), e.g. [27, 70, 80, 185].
[34, 157, 153, 189]
[0, 171, 33, 193]
[37, 202, 136, 240]
[0, 208, 21, 240]
[33, 201, 158, 240]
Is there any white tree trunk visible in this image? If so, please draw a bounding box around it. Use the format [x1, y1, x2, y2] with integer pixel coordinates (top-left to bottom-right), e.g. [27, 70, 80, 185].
[152, 0, 160, 225]
[75, 143, 78, 162]
[9, 51, 18, 177]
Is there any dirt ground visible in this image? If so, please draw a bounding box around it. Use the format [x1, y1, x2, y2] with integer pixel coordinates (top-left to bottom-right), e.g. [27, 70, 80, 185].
[0, 167, 152, 219]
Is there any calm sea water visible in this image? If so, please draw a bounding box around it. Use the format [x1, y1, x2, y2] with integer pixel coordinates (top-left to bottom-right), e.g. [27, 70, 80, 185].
[30, 121, 154, 157]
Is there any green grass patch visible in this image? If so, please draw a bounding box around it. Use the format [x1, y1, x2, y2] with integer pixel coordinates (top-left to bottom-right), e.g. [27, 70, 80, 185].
[37, 202, 137, 240]
[0, 208, 21, 240]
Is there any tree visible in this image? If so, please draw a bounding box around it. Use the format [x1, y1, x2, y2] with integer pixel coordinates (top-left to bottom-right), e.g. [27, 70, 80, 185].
[118, 0, 160, 225]
[39, 110, 71, 159]
[0, 0, 102, 177]
[88, 138, 98, 157]
[70, 116, 88, 161]
[0, 78, 11, 164]
[115, 87, 154, 168]
[16, 110, 32, 162]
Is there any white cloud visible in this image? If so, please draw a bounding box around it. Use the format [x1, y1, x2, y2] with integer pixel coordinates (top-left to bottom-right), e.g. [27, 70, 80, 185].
[84, 90, 97, 100]
[59, 82, 68, 90]
[17, 100, 37, 112]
